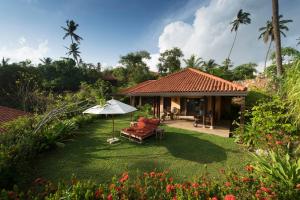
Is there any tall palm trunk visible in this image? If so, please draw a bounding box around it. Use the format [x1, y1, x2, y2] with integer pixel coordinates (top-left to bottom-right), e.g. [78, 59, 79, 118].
[228, 31, 238, 59]
[264, 40, 272, 72]
[272, 0, 283, 77]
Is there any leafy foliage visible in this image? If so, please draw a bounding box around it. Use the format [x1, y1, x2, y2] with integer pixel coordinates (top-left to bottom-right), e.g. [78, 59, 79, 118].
[253, 151, 300, 199]
[158, 47, 183, 76]
[234, 95, 297, 148]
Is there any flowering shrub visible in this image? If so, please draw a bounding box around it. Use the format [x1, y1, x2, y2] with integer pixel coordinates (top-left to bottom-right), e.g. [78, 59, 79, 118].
[234, 95, 298, 150]
[0, 114, 96, 189]
[1, 166, 295, 200]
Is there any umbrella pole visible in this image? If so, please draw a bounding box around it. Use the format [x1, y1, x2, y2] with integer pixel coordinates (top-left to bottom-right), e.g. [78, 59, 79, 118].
[112, 115, 114, 138]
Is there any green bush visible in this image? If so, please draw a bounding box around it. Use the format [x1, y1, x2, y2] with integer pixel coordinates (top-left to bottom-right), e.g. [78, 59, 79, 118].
[0, 113, 96, 189]
[234, 95, 297, 149]
[133, 103, 153, 121]
[253, 151, 300, 199]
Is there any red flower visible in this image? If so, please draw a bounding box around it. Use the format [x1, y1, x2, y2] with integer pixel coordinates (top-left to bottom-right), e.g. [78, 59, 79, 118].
[261, 187, 271, 194]
[169, 177, 173, 182]
[241, 177, 251, 182]
[245, 165, 254, 172]
[225, 182, 231, 187]
[107, 194, 113, 200]
[7, 191, 15, 199]
[95, 189, 102, 199]
[211, 197, 218, 200]
[275, 140, 283, 145]
[119, 173, 129, 183]
[224, 194, 236, 200]
[166, 184, 174, 193]
[192, 182, 199, 188]
[150, 171, 155, 177]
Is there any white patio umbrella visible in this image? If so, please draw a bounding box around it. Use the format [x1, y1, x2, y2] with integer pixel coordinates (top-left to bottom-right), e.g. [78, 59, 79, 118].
[83, 99, 137, 143]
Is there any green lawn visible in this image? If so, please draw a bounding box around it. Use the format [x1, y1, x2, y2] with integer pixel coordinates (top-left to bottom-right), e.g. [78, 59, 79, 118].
[34, 116, 250, 183]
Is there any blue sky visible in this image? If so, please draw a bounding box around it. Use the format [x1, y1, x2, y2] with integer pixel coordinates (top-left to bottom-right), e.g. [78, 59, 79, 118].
[0, 0, 299, 71]
[0, 0, 206, 67]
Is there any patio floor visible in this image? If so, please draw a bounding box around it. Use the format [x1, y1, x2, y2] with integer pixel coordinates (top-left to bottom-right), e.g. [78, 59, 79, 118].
[163, 119, 231, 138]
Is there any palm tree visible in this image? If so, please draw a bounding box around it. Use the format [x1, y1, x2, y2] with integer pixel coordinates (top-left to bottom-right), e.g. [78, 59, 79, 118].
[62, 20, 83, 66]
[183, 55, 203, 68]
[40, 57, 52, 65]
[258, 15, 292, 71]
[202, 59, 219, 72]
[1, 57, 10, 66]
[66, 43, 81, 65]
[272, 0, 283, 77]
[61, 20, 83, 44]
[228, 9, 251, 60]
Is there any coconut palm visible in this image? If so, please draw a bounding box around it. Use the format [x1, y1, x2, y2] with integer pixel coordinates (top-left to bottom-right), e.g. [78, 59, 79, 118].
[258, 15, 292, 71]
[1, 57, 10, 66]
[272, 0, 282, 77]
[66, 43, 81, 65]
[40, 57, 52, 65]
[61, 20, 83, 44]
[202, 59, 219, 72]
[183, 55, 203, 68]
[228, 9, 251, 60]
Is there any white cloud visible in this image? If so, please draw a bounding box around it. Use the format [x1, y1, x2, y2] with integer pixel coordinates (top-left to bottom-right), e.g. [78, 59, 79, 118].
[0, 39, 49, 64]
[154, 0, 300, 72]
[145, 54, 159, 72]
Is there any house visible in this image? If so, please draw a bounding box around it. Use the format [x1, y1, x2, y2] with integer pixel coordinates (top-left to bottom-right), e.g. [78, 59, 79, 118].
[121, 68, 247, 128]
[0, 106, 29, 132]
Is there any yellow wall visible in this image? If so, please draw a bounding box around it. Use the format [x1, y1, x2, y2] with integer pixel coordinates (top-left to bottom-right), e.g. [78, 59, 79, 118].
[171, 97, 180, 110]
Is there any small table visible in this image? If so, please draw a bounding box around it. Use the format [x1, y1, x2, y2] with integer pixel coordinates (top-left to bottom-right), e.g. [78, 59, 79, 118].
[156, 128, 165, 140]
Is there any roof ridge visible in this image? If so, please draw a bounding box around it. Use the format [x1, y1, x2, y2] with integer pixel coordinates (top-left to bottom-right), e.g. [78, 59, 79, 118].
[122, 79, 156, 94]
[187, 68, 246, 91]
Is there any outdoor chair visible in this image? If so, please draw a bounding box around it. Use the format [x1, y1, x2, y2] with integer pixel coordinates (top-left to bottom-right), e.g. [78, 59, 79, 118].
[121, 117, 160, 143]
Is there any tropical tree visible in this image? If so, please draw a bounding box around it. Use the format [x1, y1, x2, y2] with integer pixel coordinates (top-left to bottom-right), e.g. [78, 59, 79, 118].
[228, 9, 251, 60]
[258, 15, 292, 71]
[202, 59, 219, 72]
[157, 47, 183, 76]
[119, 51, 152, 84]
[183, 54, 203, 68]
[272, 0, 283, 77]
[62, 20, 83, 65]
[66, 43, 81, 66]
[1, 57, 10, 67]
[62, 20, 83, 44]
[40, 57, 52, 65]
[232, 63, 257, 80]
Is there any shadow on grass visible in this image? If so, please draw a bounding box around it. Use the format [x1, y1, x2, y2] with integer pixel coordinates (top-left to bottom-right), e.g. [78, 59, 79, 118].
[151, 131, 227, 164]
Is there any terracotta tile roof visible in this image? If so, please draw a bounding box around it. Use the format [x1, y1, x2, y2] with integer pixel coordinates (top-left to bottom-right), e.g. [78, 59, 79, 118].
[0, 106, 29, 131]
[121, 68, 247, 95]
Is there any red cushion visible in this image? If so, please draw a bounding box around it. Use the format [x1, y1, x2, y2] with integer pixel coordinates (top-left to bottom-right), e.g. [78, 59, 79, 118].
[137, 121, 146, 129]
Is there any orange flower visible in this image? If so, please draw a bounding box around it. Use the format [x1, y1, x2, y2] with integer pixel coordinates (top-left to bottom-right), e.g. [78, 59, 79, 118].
[166, 184, 174, 193]
[119, 173, 129, 183]
[192, 182, 199, 188]
[296, 183, 300, 190]
[150, 172, 155, 177]
[225, 182, 231, 187]
[260, 186, 271, 194]
[241, 177, 251, 182]
[245, 165, 254, 172]
[224, 194, 236, 200]
[275, 140, 283, 145]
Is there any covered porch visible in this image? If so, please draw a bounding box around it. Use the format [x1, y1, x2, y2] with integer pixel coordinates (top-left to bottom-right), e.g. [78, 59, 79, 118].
[163, 119, 231, 138]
